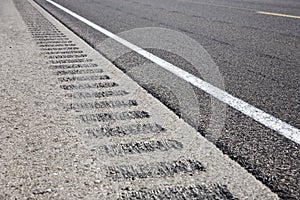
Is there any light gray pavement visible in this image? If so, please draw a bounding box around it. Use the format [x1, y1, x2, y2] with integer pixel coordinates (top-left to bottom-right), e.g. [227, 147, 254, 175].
[0, 0, 279, 199]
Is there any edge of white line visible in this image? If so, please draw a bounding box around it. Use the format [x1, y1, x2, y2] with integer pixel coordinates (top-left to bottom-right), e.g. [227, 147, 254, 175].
[256, 11, 300, 19]
[45, 0, 300, 144]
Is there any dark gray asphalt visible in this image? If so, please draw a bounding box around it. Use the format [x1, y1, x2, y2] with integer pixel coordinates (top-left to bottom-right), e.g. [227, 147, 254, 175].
[33, 0, 300, 199]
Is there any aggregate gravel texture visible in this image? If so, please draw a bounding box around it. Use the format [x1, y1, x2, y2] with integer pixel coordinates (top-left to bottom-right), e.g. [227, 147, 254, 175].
[0, 1, 107, 199]
[0, 0, 280, 199]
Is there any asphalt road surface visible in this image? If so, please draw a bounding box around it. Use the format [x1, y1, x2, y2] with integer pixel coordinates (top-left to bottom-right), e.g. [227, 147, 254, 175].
[34, 0, 300, 198]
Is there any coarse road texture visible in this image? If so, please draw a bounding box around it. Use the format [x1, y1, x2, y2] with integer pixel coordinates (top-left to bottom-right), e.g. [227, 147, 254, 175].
[31, 0, 300, 199]
[0, 0, 279, 199]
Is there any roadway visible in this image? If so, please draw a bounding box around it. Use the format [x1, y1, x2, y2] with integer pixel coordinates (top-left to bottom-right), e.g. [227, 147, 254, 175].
[33, 0, 300, 198]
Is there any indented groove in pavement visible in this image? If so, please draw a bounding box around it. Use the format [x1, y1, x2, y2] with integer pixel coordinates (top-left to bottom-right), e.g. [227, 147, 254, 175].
[42, 47, 81, 51]
[49, 63, 97, 69]
[34, 36, 68, 39]
[36, 40, 73, 44]
[67, 99, 137, 110]
[33, 34, 67, 37]
[35, 37, 70, 41]
[32, 33, 65, 36]
[54, 68, 103, 75]
[65, 90, 130, 99]
[85, 123, 166, 138]
[36, 40, 72, 43]
[42, 50, 84, 55]
[79, 111, 150, 123]
[46, 54, 88, 59]
[59, 82, 118, 90]
[39, 43, 77, 47]
[10, 0, 279, 198]
[57, 75, 110, 82]
[105, 159, 205, 180]
[118, 184, 235, 200]
[48, 58, 93, 64]
[98, 139, 184, 157]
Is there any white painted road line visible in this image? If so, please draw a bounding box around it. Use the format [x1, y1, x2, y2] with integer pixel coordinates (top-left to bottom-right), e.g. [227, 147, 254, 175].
[257, 11, 300, 19]
[45, 0, 300, 145]
[180, 0, 300, 19]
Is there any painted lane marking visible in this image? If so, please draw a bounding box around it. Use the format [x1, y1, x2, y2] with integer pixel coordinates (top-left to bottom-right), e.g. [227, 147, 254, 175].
[179, 0, 254, 12]
[256, 11, 300, 19]
[45, 0, 300, 144]
[181, 0, 300, 20]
